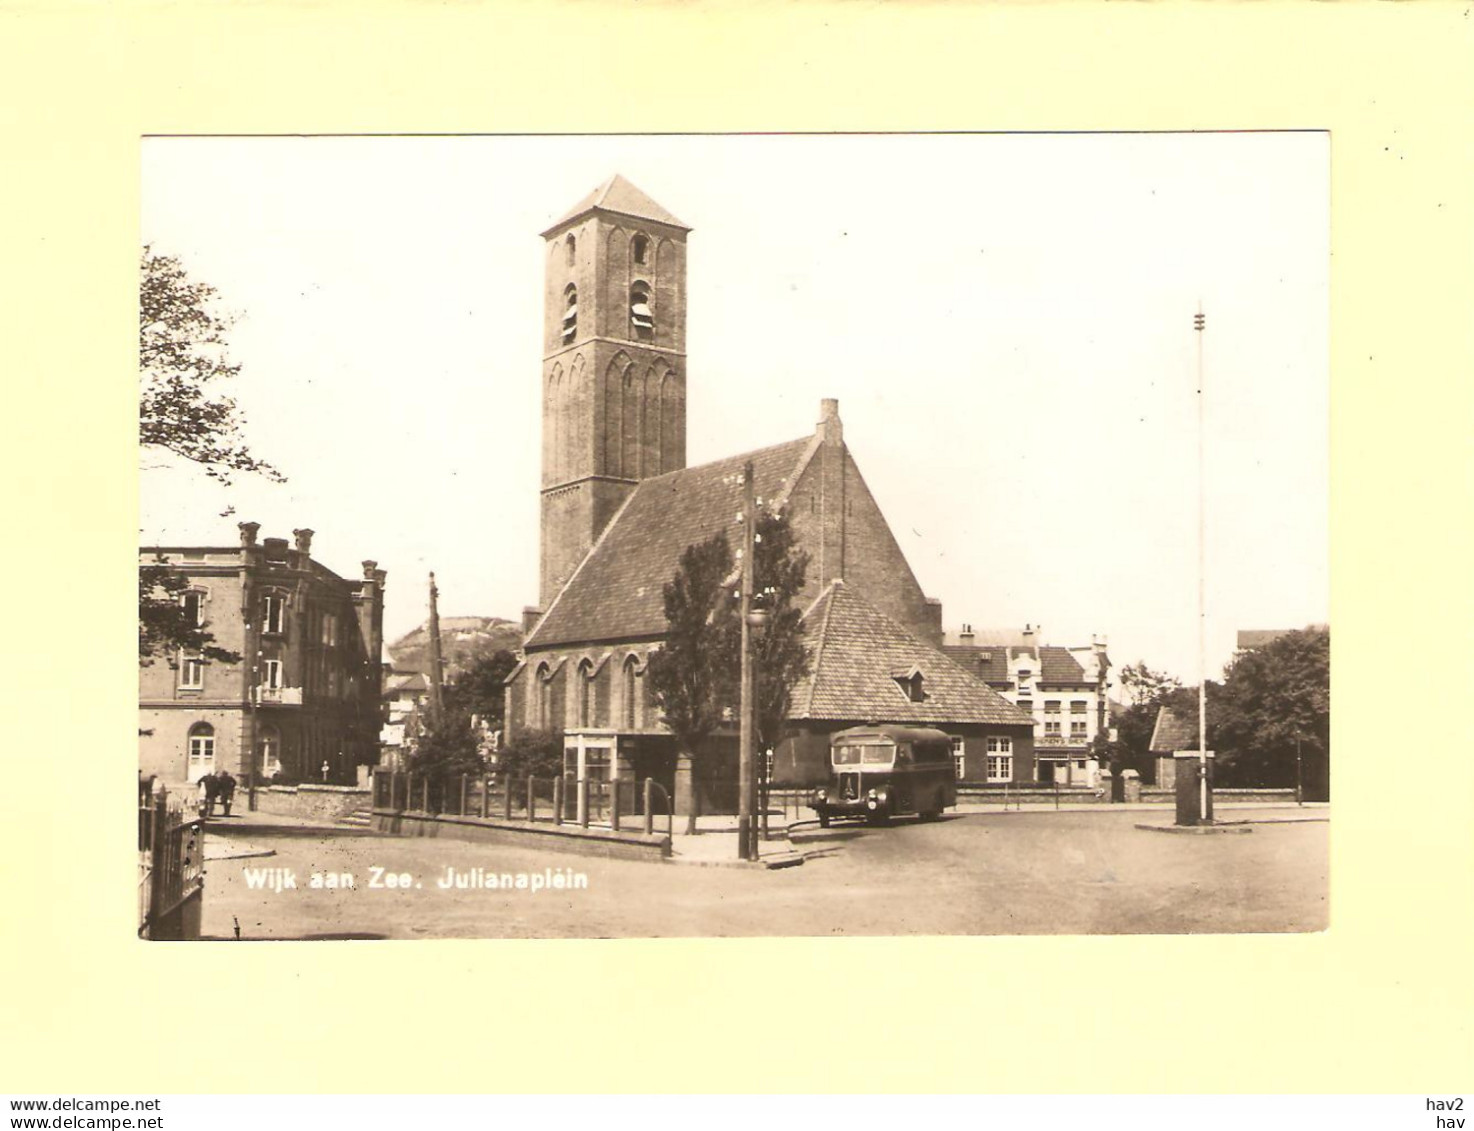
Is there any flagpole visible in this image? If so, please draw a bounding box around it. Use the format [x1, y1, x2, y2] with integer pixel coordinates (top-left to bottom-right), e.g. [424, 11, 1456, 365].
[1195, 305, 1209, 823]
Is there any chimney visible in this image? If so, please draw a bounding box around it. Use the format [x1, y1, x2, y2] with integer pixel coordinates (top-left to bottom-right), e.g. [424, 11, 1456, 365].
[293, 528, 315, 554]
[262, 536, 289, 562]
[817, 397, 842, 444]
[959, 623, 975, 645]
[362, 559, 379, 580]
[522, 606, 544, 635]
[1093, 633, 1108, 656]
[1023, 624, 1038, 652]
[238, 521, 260, 547]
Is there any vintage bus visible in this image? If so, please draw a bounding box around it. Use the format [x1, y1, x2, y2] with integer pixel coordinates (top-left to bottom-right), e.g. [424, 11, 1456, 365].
[810, 725, 958, 827]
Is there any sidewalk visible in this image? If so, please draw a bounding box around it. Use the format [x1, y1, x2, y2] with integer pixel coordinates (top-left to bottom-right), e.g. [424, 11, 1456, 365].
[198, 807, 380, 837]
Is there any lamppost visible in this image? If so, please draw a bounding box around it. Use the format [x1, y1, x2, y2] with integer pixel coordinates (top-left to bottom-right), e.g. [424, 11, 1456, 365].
[737, 461, 757, 862]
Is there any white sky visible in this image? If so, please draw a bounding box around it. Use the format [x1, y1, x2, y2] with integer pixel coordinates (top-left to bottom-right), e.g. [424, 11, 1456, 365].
[140, 133, 1328, 685]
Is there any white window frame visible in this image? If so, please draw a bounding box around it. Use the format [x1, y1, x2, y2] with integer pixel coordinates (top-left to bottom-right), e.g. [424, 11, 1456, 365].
[262, 593, 286, 635]
[986, 736, 1013, 783]
[1070, 700, 1088, 714]
[1045, 700, 1062, 714]
[1070, 720, 1089, 741]
[263, 659, 282, 690]
[1045, 720, 1062, 737]
[181, 588, 205, 627]
[179, 653, 204, 690]
[322, 612, 338, 647]
[187, 726, 216, 779]
[950, 736, 965, 780]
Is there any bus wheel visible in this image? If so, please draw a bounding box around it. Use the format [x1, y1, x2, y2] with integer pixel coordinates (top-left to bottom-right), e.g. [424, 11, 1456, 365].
[919, 809, 940, 822]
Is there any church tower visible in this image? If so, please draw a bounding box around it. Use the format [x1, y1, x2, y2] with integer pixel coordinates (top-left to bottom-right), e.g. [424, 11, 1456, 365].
[537, 175, 690, 607]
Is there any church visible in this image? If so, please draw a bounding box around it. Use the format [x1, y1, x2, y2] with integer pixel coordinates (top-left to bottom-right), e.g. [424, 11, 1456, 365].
[502, 176, 1034, 817]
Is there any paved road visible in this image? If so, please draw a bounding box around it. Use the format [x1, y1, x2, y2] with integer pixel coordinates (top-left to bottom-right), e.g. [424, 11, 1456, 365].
[199, 807, 1327, 940]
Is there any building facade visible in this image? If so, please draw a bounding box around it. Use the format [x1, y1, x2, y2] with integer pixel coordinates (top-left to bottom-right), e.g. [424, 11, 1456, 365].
[505, 176, 1026, 815]
[943, 625, 1113, 784]
[139, 524, 386, 786]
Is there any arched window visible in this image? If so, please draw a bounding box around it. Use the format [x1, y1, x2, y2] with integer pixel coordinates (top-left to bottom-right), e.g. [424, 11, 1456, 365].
[535, 663, 553, 730]
[187, 722, 216, 782]
[630, 282, 653, 341]
[622, 655, 640, 730]
[631, 233, 649, 265]
[565, 233, 576, 267]
[562, 285, 578, 344]
[577, 659, 593, 728]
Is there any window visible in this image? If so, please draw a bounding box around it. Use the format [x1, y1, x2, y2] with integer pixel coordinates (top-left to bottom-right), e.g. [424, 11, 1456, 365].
[562, 285, 578, 344]
[1044, 700, 1061, 714]
[258, 726, 282, 779]
[986, 736, 1013, 783]
[1045, 720, 1062, 737]
[577, 659, 593, 728]
[1070, 700, 1088, 714]
[1017, 699, 1033, 714]
[262, 594, 285, 634]
[322, 612, 338, 647]
[632, 234, 649, 265]
[630, 282, 653, 341]
[263, 659, 282, 690]
[1016, 668, 1032, 681]
[951, 737, 965, 780]
[536, 663, 553, 730]
[622, 655, 640, 729]
[181, 590, 204, 627]
[565, 233, 576, 267]
[893, 671, 925, 703]
[1071, 721, 1088, 742]
[187, 723, 216, 781]
[179, 654, 204, 689]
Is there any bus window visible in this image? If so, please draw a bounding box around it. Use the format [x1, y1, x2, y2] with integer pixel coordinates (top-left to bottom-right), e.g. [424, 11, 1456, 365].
[833, 745, 863, 766]
[862, 745, 895, 765]
[894, 744, 913, 765]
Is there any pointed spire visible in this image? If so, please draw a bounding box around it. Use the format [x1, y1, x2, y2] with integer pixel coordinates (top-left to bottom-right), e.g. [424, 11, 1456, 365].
[542, 173, 691, 236]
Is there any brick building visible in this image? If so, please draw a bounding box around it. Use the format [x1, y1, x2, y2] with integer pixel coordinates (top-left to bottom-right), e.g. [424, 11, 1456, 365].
[138, 524, 386, 786]
[504, 176, 1029, 813]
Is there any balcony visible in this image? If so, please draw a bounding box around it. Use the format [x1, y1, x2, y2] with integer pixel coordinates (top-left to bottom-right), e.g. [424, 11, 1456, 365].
[257, 686, 303, 706]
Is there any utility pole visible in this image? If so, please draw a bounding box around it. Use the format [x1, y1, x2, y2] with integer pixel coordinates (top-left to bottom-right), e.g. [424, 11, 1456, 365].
[737, 461, 757, 862]
[1195, 305, 1210, 824]
[426, 572, 445, 730]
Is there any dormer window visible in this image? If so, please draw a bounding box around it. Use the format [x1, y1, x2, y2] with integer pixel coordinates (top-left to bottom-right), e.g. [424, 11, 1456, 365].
[630, 282, 653, 341]
[632, 234, 649, 265]
[892, 667, 926, 703]
[562, 285, 578, 344]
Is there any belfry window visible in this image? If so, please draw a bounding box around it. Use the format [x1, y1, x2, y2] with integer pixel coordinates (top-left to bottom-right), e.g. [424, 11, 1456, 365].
[562, 285, 578, 344]
[630, 282, 653, 341]
[565, 233, 576, 267]
[632, 234, 649, 265]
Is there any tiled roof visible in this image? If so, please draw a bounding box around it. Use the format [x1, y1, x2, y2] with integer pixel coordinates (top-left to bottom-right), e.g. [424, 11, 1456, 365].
[794, 583, 1034, 727]
[941, 644, 1011, 684]
[1149, 706, 1202, 753]
[943, 627, 1029, 647]
[1039, 646, 1087, 683]
[543, 174, 691, 235]
[526, 437, 817, 648]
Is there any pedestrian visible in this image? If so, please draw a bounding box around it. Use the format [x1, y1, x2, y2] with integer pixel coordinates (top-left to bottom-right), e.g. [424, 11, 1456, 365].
[218, 770, 237, 817]
[200, 771, 219, 817]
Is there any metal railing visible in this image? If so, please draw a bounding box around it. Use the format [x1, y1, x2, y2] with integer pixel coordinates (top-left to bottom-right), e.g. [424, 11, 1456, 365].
[138, 788, 205, 939]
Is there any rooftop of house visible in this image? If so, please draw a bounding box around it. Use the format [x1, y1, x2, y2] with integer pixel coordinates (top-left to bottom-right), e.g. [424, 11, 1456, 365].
[1149, 705, 1202, 753]
[1236, 625, 1328, 650]
[794, 582, 1035, 727]
[942, 641, 1102, 686]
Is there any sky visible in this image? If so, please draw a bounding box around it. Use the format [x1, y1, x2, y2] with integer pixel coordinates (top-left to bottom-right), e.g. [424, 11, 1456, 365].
[140, 133, 1329, 685]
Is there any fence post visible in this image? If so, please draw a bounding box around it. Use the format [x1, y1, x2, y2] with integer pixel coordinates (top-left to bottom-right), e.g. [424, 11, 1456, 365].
[643, 779, 653, 837]
[611, 780, 621, 832]
[553, 776, 564, 825]
[504, 776, 513, 821]
[578, 779, 589, 828]
[525, 776, 536, 821]
[406, 773, 416, 811]
[458, 774, 468, 817]
[422, 775, 431, 813]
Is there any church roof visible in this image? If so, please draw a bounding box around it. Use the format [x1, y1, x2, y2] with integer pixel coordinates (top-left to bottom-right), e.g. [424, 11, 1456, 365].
[525, 436, 817, 649]
[794, 583, 1035, 727]
[542, 174, 691, 236]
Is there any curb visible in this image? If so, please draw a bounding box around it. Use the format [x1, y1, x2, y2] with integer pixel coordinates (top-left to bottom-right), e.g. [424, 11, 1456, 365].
[668, 851, 808, 870]
[1134, 822, 1254, 835]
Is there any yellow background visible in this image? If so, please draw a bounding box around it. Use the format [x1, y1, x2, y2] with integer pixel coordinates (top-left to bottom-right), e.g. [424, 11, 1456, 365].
[1, 1, 1470, 1093]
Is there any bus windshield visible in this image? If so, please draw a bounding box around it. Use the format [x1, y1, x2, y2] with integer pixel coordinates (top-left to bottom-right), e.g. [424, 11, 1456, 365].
[833, 743, 895, 767]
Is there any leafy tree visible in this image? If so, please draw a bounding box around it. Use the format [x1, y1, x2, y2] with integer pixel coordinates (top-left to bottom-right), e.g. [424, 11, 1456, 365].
[408, 708, 486, 779]
[496, 728, 566, 781]
[1213, 627, 1330, 797]
[443, 649, 519, 730]
[647, 530, 737, 760]
[1119, 661, 1182, 706]
[138, 247, 283, 666]
[140, 246, 282, 484]
[749, 511, 812, 752]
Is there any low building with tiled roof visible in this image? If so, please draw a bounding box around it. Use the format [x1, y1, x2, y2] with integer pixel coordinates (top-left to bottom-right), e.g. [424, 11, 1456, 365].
[943, 623, 1114, 785]
[503, 175, 1016, 815]
[774, 583, 1035, 786]
[1148, 705, 1204, 790]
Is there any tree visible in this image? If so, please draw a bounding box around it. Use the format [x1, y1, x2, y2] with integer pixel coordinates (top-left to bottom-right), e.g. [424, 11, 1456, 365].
[496, 728, 566, 782]
[1212, 627, 1330, 797]
[749, 511, 812, 751]
[443, 649, 520, 730]
[140, 246, 282, 484]
[408, 708, 486, 780]
[646, 530, 736, 761]
[138, 247, 282, 666]
[1119, 661, 1182, 706]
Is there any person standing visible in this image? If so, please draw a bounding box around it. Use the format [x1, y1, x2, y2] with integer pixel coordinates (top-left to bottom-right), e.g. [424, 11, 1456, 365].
[218, 770, 237, 817]
[200, 771, 219, 817]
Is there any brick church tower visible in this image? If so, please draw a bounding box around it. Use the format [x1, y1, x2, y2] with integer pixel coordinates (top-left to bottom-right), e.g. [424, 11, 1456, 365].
[537, 175, 691, 608]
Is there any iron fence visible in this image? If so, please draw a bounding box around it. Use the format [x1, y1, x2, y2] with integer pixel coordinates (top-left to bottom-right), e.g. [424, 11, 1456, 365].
[138, 788, 205, 940]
